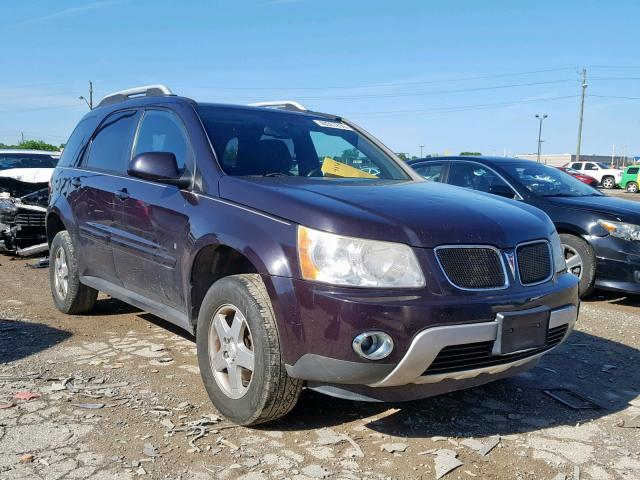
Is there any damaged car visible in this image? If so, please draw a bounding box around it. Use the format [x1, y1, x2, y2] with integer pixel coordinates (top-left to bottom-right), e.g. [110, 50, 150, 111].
[0, 149, 60, 254]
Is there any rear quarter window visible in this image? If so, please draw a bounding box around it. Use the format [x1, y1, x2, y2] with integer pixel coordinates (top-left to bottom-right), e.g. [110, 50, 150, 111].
[58, 117, 97, 168]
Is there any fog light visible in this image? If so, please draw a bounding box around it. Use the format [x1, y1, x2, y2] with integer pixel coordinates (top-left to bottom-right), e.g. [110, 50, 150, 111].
[352, 332, 394, 360]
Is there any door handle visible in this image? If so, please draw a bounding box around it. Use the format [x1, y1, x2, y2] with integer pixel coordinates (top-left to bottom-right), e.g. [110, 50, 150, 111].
[115, 189, 130, 200]
[71, 177, 81, 188]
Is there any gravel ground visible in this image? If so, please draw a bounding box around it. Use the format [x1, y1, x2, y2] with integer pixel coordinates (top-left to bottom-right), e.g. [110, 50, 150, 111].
[1, 200, 639, 479]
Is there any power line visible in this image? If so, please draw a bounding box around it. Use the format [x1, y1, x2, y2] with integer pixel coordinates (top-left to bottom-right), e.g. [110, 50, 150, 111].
[180, 67, 577, 91]
[344, 95, 580, 117]
[232, 79, 578, 102]
[0, 104, 83, 114]
[589, 94, 640, 100]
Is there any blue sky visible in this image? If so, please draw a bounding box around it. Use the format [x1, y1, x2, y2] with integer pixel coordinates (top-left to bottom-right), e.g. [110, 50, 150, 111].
[1, 0, 639, 157]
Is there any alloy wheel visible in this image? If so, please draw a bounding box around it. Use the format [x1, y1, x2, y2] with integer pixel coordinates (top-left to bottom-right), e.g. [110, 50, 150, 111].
[53, 247, 69, 299]
[208, 304, 255, 399]
[628, 183, 638, 193]
[563, 244, 583, 280]
[602, 177, 615, 189]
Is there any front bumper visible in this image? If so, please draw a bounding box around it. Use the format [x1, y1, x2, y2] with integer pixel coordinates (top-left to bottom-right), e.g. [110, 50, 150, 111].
[591, 235, 640, 293]
[370, 304, 577, 387]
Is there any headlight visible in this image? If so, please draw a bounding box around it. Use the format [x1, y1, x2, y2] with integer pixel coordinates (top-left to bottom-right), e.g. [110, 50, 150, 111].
[297, 225, 425, 288]
[549, 230, 566, 273]
[598, 220, 640, 241]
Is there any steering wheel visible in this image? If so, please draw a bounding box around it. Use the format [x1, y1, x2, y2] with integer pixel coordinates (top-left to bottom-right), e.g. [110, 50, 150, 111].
[306, 167, 324, 177]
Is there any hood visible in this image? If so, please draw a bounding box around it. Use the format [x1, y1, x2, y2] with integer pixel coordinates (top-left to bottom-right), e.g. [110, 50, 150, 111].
[545, 194, 640, 222]
[0, 168, 54, 183]
[219, 177, 554, 248]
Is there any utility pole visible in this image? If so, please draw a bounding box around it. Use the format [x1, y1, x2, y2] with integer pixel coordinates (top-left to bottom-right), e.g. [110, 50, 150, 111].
[575, 68, 587, 163]
[20, 132, 25, 143]
[612, 144, 616, 168]
[419, 145, 425, 158]
[79, 80, 93, 110]
[535, 114, 547, 163]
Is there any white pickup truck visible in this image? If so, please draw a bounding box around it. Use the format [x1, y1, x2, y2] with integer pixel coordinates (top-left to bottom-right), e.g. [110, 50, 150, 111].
[567, 161, 622, 189]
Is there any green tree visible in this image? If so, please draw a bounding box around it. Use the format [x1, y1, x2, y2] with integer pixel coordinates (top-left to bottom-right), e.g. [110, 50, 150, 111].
[460, 151, 482, 156]
[396, 152, 409, 161]
[0, 139, 60, 151]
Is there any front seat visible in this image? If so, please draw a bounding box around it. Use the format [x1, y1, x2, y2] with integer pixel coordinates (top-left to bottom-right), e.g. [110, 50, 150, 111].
[257, 140, 293, 175]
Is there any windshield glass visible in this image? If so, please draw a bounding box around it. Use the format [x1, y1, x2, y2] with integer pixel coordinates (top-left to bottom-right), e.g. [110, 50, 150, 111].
[502, 162, 601, 197]
[197, 106, 409, 180]
[0, 153, 59, 171]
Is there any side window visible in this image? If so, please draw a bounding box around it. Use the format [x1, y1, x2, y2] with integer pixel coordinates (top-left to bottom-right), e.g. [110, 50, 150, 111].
[84, 111, 138, 174]
[134, 110, 193, 172]
[58, 118, 94, 168]
[628, 167, 639, 175]
[221, 138, 238, 170]
[448, 162, 513, 195]
[570, 162, 582, 170]
[413, 162, 443, 182]
[584, 163, 597, 171]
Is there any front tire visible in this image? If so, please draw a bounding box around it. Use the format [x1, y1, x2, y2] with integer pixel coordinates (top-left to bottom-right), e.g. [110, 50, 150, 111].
[627, 182, 638, 193]
[601, 176, 616, 189]
[196, 274, 302, 426]
[560, 233, 596, 297]
[49, 231, 98, 314]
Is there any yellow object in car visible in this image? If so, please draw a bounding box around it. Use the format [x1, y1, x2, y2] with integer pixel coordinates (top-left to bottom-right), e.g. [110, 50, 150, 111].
[321, 157, 378, 178]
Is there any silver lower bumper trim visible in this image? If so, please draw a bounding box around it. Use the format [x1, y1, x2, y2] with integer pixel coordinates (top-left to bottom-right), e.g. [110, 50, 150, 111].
[369, 304, 578, 388]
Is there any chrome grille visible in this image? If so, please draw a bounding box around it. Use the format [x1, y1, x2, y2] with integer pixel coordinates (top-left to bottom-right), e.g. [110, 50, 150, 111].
[15, 212, 46, 227]
[435, 246, 506, 290]
[517, 241, 552, 285]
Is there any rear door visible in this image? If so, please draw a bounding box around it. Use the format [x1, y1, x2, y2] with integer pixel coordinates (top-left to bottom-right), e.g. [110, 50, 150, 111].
[111, 108, 195, 311]
[71, 109, 139, 284]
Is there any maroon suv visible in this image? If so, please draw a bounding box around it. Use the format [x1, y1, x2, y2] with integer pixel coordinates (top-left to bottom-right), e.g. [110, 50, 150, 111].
[47, 85, 579, 425]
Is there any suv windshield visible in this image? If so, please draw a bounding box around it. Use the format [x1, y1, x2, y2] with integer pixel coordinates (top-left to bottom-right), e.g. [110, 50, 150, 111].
[502, 162, 601, 197]
[197, 106, 409, 180]
[0, 153, 59, 171]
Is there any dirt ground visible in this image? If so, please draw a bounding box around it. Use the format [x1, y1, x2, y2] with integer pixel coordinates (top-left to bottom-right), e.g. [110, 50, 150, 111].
[1, 190, 639, 480]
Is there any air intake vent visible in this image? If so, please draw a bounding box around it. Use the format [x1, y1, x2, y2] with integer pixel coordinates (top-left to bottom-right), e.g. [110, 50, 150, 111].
[423, 324, 568, 376]
[435, 246, 507, 290]
[517, 241, 552, 285]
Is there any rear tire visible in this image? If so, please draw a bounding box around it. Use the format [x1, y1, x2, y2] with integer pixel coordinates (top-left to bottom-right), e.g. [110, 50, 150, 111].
[196, 274, 302, 426]
[601, 176, 615, 189]
[49, 231, 98, 314]
[560, 233, 596, 297]
[626, 182, 638, 193]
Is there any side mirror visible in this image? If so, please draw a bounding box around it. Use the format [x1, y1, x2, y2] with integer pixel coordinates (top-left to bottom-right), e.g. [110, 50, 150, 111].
[489, 184, 516, 199]
[128, 152, 190, 188]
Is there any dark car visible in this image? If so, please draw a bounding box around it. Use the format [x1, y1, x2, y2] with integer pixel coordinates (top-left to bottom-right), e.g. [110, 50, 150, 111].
[48, 86, 578, 425]
[557, 167, 599, 188]
[408, 156, 640, 297]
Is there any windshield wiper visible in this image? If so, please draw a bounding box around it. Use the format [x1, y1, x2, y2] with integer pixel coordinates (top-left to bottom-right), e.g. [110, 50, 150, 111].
[261, 172, 289, 177]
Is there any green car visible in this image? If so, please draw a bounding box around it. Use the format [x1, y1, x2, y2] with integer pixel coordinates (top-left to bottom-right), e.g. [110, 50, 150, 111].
[619, 165, 640, 193]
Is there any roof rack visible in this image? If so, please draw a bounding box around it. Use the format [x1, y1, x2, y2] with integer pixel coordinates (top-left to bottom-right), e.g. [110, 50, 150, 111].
[249, 101, 307, 112]
[97, 84, 174, 108]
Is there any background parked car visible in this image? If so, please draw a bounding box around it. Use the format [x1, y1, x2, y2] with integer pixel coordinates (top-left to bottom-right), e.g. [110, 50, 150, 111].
[408, 156, 640, 297]
[566, 161, 621, 189]
[618, 165, 640, 193]
[557, 167, 599, 188]
[0, 149, 60, 253]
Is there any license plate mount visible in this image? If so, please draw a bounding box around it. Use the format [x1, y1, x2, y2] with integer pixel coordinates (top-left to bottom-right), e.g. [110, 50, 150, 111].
[494, 308, 550, 355]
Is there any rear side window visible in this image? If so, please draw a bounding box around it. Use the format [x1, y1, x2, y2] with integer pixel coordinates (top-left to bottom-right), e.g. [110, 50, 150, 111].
[0, 153, 58, 170]
[84, 111, 139, 174]
[58, 117, 95, 168]
[628, 167, 639, 175]
[133, 110, 193, 172]
[412, 162, 444, 182]
[584, 163, 597, 171]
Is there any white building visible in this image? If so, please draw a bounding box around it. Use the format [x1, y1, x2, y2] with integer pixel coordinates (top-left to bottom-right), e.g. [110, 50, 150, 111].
[516, 153, 615, 168]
